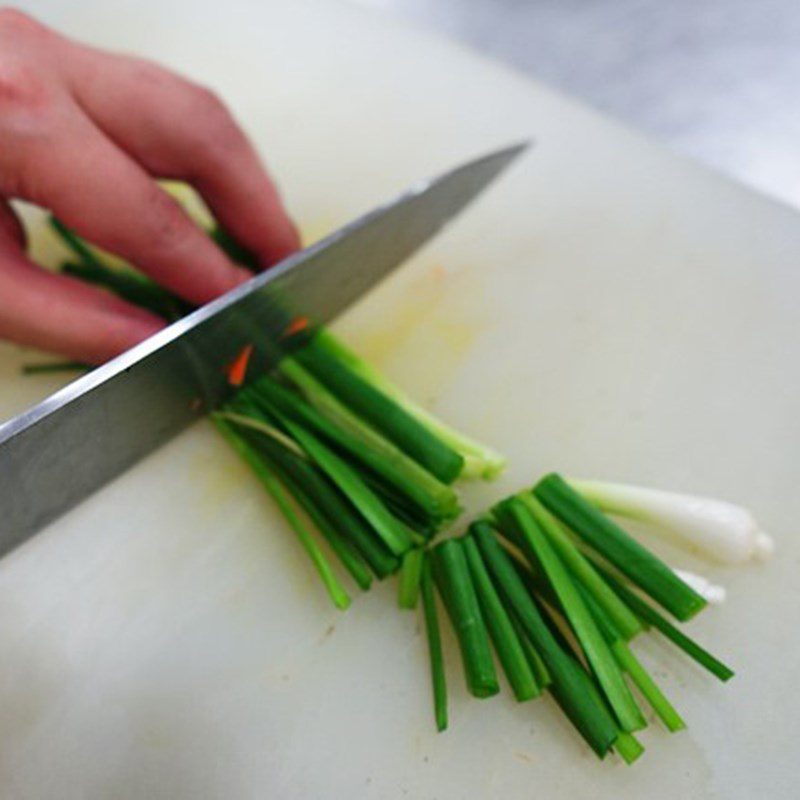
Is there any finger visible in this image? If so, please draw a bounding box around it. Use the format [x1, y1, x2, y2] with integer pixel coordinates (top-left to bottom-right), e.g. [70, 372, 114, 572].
[0, 198, 26, 249]
[0, 227, 164, 364]
[8, 103, 253, 305]
[64, 49, 301, 267]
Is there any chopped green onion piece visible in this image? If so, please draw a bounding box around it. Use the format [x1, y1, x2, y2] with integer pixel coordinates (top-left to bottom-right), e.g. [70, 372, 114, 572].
[519, 493, 642, 640]
[420, 555, 448, 732]
[575, 579, 623, 643]
[614, 731, 645, 765]
[266, 455, 373, 592]
[295, 335, 465, 483]
[611, 641, 685, 732]
[218, 409, 306, 457]
[312, 330, 506, 478]
[462, 536, 539, 701]
[535, 473, 707, 622]
[577, 576, 684, 729]
[508, 609, 552, 689]
[247, 374, 460, 522]
[361, 472, 442, 536]
[228, 414, 398, 579]
[213, 416, 350, 610]
[432, 540, 499, 698]
[272, 411, 413, 557]
[398, 548, 425, 609]
[471, 521, 618, 758]
[21, 360, 88, 375]
[599, 569, 734, 682]
[494, 498, 646, 733]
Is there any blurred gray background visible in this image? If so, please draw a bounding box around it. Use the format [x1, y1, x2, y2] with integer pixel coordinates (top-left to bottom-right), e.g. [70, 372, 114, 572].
[354, 0, 800, 209]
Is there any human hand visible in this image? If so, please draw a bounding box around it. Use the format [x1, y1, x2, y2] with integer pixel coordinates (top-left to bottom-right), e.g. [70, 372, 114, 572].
[0, 9, 300, 364]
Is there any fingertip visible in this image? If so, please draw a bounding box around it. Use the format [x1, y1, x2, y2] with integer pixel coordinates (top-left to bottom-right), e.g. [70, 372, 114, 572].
[85, 313, 166, 364]
[123, 310, 166, 338]
[0, 200, 27, 250]
[193, 262, 253, 304]
[261, 217, 302, 266]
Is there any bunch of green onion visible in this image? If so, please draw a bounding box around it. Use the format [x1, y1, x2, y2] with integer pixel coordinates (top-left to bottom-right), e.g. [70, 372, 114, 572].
[411, 475, 736, 763]
[37, 205, 762, 766]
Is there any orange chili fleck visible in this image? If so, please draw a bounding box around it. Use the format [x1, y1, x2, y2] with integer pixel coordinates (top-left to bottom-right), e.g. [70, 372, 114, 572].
[227, 344, 254, 387]
[282, 315, 310, 338]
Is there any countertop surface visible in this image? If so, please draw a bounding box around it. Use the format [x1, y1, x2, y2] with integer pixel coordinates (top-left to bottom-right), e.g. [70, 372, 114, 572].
[355, 0, 800, 210]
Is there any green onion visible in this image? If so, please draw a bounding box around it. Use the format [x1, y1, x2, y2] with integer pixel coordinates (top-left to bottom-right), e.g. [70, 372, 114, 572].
[614, 731, 645, 765]
[462, 536, 539, 701]
[494, 498, 646, 732]
[471, 521, 618, 758]
[420, 555, 448, 732]
[508, 610, 551, 689]
[311, 330, 506, 478]
[362, 475, 441, 537]
[270, 411, 413, 557]
[519, 493, 642, 640]
[213, 416, 350, 610]
[61, 261, 187, 320]
[600, 570, 734, 682]
[398, 548, 425, 609]
[569, 478, 774, 565]
[265, 455, 373, 592]
[219, 409, 306, 457]
[612, 641, 685, 732]
[227, 415, 399, 579]
[246, 374, 460, 522]
[210, 223, 259, 269]
[432, 540, 499, 698]
[295, 334, 465, 483]
[535, 473, 707, 622]
[538, 604, 646, 765]
[21, 361, 88, 375]
[50, 216, 105, 267]
[577, 585, 685, 731]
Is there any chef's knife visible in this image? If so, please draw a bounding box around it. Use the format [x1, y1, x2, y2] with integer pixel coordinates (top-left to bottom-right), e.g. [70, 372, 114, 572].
[0, 143, 528, 558]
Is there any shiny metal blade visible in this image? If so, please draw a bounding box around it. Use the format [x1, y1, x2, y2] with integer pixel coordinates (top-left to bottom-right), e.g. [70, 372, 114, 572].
[0, 142, 528, 556]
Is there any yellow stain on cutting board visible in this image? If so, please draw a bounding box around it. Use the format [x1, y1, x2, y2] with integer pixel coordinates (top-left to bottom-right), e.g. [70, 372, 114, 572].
[351, 263, 486, 398]
[302, 217, 487, 396]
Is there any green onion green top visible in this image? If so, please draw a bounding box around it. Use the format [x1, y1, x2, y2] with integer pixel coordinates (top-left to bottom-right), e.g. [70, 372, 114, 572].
[471, 521, 619, 758]
[535, 473, 707, 622]
[518, 493, 642, 640]
[432, 539, 499, 699]
[462, 535, 540, 701]
[295, 334, 465, 483]
[493, 498, 646, 733]
[246, 374, 460, 522]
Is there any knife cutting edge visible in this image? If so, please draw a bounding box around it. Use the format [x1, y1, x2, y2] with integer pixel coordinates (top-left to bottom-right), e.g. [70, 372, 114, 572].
[0, 142, 529, 558]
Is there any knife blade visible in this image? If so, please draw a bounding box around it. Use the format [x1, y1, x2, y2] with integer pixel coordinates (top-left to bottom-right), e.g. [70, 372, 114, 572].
[0, 142, 528, 557]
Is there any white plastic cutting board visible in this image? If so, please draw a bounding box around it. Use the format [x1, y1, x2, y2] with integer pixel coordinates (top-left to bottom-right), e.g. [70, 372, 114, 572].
[1, 1, 798, 797]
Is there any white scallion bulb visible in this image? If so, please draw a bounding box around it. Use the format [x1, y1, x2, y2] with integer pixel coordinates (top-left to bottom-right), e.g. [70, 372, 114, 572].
[568, 479, 774, 566]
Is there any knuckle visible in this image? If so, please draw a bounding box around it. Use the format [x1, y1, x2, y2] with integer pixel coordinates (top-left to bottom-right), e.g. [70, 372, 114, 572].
[184, 83, 245, 159]
[0, 9, 54, 118]
[0, 63, 49, 113]
[187, 83, 227, 117]
[128, 57, 172, 90]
